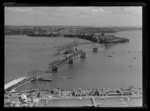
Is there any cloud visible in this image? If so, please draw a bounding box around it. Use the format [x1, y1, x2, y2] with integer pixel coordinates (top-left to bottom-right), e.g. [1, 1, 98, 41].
[76, 7, 105, 13]
[6, 7, 44, 14]
[124, 7, 142, 14]
[115, 14, 128, 17]
[92, 8, 104, 12]
[6, 7, 32, 12]
[78, 15, 93, 18]
[57, 7, 105, 14]
[54, 7, 107, 19]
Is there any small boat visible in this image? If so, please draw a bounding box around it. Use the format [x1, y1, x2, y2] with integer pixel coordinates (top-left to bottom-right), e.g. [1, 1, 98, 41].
[66, 77, 72, 79]
[38, 77, 52, 82]
[56, 76, 72, 79]
[108, 55, 112, 57]
[133, 57, 136, 59]
[129, 65, 132, 67]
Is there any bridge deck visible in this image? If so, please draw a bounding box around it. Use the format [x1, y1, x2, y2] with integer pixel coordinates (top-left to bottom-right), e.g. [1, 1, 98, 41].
[49, 50, 84, 69]
[5, 77, 27, 90]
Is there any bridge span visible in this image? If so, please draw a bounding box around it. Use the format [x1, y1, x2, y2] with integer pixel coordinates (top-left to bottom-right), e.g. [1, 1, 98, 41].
[5, 41, 86, 92]
[48, 49, 86, 71]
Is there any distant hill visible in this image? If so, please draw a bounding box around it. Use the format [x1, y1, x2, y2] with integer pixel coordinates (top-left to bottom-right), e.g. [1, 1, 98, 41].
[5, 26, 142, 35]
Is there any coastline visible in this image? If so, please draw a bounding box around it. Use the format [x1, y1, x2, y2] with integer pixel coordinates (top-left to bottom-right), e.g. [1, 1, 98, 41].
[4, 29, 142, 107]
[4, 25, 133, 44]
[5, 86, 142, 107]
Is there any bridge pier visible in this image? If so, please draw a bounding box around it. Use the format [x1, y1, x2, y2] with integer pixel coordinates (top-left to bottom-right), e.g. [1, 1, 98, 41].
[68, 59, 73, 64]
[52, 67, 58, 72]
[80, 52, 86, 58]
[93, 47, 98, 52]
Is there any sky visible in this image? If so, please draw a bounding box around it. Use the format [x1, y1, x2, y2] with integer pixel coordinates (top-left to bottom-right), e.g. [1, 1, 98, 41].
[4, 6, 142, 27]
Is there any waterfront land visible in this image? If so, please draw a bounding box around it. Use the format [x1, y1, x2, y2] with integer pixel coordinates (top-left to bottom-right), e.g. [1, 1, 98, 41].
[4, 26, 141, 44]
[5, 26, 142, 35]
[4, 87, 142, 107]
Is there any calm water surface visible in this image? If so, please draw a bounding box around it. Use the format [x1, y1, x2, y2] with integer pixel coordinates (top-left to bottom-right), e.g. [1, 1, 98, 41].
[5, 30, 142, 90]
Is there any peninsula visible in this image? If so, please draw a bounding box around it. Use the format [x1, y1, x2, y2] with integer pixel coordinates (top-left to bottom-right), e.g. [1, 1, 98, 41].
[4, 26, 141, 44]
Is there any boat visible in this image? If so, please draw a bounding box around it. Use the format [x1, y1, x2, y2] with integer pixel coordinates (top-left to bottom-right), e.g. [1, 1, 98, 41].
[108, 55, 112, 57]
[38, 77, 52, 82]
[66, 77, 72, 79]
[133, 57, 136, 59]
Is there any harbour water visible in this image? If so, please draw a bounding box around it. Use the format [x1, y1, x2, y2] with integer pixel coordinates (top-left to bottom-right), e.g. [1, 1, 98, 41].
[5, 30, 142, 91]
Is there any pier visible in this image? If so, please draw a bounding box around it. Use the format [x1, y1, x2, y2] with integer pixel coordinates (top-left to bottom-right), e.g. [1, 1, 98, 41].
[91, 97, 96, 107]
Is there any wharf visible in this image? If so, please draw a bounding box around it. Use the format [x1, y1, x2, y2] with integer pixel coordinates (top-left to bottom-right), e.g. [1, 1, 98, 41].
[91, 97, 96, 106]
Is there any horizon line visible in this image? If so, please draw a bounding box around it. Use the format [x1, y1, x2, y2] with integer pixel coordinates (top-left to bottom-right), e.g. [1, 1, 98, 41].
[5, 25, 142, 28]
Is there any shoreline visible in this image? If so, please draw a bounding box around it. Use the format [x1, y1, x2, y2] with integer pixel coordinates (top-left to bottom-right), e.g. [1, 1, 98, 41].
[47, 95, 142, 99]
[5, 25, 132, 44]
[5, 93, 142, 107]
[4, 29, 142, 107]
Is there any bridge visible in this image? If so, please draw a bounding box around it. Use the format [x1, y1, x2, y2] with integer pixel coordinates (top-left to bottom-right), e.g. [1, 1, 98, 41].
[55, 40, 78, 52]
[48, 49, 86, 71]
[5, 41, 86, 92]
[4, 70, 43, 92]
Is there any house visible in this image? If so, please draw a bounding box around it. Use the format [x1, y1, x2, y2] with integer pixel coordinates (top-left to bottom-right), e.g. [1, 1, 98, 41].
[120, 90, 132, 96]
[107, 90, 122, 96]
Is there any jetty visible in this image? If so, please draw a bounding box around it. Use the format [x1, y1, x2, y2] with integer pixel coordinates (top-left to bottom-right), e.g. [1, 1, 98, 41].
[91, 97, 96, 107]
